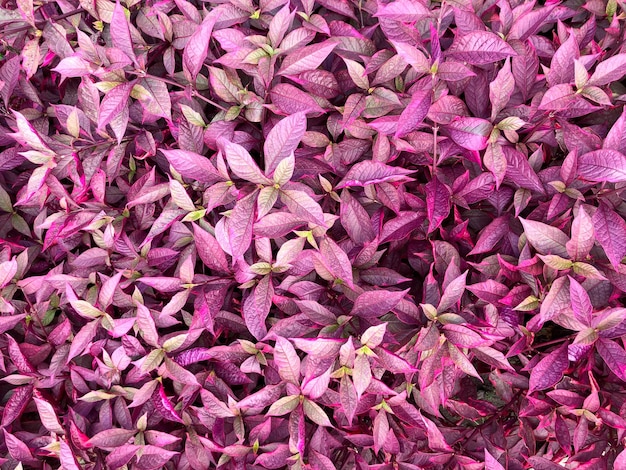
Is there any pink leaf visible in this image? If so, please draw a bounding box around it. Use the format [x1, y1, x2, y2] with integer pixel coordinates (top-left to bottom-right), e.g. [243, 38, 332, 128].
[225, 192, 256, 260]
[278, 40, 337, 76]
[317, 238, 354, 288]
[111, 1, 137, 64]
[270, 83, 325, 115]
[98, 81, 133, 131]
[153, 385, 184, 423]
[88, 429, 136, 448]
[280, 189, 326, 226]
[160, 149, 223, 184]
[597, 338, 626, 382]
[425, 176, 451, 233]
[566, 207, 595, 261]
[192, 224, 230, 273]
[274, 337, 301, 385]
[219, 138, 270, 184]
[374, 0, 430, 21]
[243, 275, 273, 340]
[183, 12, 220, 81]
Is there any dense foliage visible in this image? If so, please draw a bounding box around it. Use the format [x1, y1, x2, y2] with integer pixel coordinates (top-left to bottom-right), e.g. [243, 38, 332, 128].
[3, 0, 626, 468]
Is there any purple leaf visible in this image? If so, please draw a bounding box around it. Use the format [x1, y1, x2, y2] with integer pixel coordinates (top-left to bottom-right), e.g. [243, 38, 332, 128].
[597, 338, 626, 382]
[351, 289, 409, 318]
[443, 117, 492, 151]
[592, 203, 626, 268]
[447, 31, 517, 65]
[528, 344, 568, 393]
[243, 275, 274, 340]
[577, 150, 626, 183]
[519, 217, 570, 257]
[589, 53, 626, 86]
[395, 90, 431, 138]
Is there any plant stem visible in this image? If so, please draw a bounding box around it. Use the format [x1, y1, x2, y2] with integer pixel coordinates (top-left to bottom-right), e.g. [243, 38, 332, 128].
[126, 71, 231, 114]
[531, 334, 575, 350]
[1, 8, 85, 36]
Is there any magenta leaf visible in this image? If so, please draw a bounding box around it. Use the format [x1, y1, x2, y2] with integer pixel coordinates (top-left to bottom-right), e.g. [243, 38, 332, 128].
[264, 112, 307, 175]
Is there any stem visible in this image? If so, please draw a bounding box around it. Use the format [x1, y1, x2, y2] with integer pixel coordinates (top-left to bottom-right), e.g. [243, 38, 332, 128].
[1, 8, 85, 36]
[460, 390, 522, 444]
[432, 124, 439, 169]
[191, 89, 230, 113]
[531, 334, 575, 350]
[126, 71, 231, 114]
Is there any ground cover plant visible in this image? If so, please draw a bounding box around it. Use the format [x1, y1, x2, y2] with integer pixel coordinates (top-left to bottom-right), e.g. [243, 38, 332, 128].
[3, 0, 626, 468]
